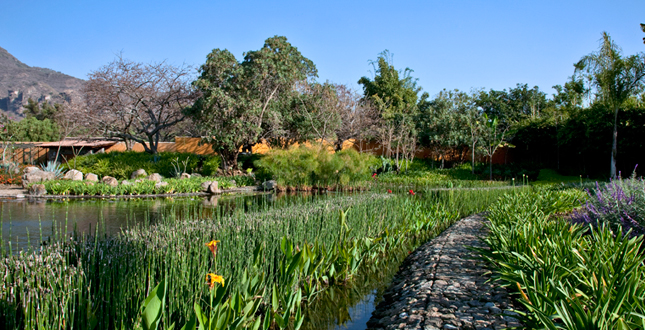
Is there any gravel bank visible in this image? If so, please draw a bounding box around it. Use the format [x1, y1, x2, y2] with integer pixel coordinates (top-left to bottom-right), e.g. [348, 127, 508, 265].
[367, 214, 522, 330]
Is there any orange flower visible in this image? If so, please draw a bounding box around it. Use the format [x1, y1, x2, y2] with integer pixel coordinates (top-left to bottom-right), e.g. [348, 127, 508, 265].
[206, 273, 225, 289]
[206, 240, 220, 258]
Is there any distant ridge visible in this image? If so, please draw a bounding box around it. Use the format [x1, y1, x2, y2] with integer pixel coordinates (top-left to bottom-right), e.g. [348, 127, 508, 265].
[0, 46, 84, 119]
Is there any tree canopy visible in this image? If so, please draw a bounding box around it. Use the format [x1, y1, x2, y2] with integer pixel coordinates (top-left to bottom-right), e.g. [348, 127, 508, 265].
[188, 35, 317, 169]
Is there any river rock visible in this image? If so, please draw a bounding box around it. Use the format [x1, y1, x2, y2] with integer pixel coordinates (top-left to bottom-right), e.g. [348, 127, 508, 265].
[208, 181, 220, 194]
[180, 173, 191, 180]
[85, 173, 99, 182]
[121, 180, 132, 186]
[28, 184, 47, 195]
[146, 173, 162, 183]
[23, 166, 40, 174]
[64, 169, 83, 181]
[131, 169, 148, 179]
[155, 181, 168, 189]
[191, 173, 202, 178]
[201, 181, 212, 192]
[263, 180, 277, 190]
[101, 176, 119, 187]
[22, 170, 56, 188]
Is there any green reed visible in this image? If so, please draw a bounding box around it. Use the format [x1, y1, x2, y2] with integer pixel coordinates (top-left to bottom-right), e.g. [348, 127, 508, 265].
[0, 188, 516, 329]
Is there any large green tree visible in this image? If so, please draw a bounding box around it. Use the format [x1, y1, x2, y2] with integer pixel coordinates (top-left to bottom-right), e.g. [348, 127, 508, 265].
[188, 36, 317, 169]
[574, 32, 645, 177]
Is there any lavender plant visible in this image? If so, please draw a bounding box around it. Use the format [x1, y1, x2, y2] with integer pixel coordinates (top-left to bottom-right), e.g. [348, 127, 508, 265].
[571, 171, 645, 235]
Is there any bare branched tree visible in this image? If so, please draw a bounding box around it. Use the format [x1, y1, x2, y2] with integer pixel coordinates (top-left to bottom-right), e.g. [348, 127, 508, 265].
[83, 56, 196, 154]
[332, 85, 379, 151]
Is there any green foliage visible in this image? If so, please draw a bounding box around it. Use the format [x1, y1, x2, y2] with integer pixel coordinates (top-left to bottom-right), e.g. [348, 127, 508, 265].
[479, 187, 645, 329]
[188, 35, 317, 169]
[73, 151, 203, 180]
[36, 176, 238, 196]
[254, 146, 377, 189]
[0, 186, 514, 329]
[201, 155, 221, 177]
[1, 116, 60, 142]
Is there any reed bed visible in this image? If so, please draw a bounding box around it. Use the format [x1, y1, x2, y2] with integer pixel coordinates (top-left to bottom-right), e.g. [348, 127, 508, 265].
[1, 188, 515, 329]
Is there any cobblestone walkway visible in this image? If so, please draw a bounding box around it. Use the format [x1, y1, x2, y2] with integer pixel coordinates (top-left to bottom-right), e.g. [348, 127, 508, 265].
[366, 214, 522, 330]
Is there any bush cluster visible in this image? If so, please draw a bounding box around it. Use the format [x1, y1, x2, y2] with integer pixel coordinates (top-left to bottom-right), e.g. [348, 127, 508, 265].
[254, 146, 378, 189]
[71, 151, 221, 180]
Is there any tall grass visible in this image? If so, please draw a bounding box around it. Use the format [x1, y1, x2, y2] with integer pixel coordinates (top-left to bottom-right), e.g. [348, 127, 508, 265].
[479, 187, 645, 329]
[254, 146, 378, 190]
[1, 188, 514, 329]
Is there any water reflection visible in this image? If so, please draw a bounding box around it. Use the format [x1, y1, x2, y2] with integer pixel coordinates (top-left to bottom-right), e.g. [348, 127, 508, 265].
[0, 191, 335, 252]
[299, 250, 407, 330]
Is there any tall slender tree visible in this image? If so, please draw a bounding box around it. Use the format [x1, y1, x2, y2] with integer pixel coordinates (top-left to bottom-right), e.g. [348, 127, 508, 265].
[574, 32, 645, 177]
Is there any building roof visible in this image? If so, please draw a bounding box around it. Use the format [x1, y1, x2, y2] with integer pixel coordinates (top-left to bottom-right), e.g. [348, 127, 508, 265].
[38, 139, 118, 149]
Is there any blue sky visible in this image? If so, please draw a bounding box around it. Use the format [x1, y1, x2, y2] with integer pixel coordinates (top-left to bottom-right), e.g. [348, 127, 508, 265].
[2, 0, 644, 97]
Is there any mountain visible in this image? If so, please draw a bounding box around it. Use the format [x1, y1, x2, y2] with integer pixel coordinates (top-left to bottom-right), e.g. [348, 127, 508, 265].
[0, 46, 84, 119]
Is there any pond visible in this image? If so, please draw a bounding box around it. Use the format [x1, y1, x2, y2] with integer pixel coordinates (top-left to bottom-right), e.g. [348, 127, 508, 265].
[0, 192, 335, 252]
[1, 191, 403, 330]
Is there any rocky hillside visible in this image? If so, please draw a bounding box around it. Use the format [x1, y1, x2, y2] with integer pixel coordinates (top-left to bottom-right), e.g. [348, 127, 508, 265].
[0, 46, 84, 119]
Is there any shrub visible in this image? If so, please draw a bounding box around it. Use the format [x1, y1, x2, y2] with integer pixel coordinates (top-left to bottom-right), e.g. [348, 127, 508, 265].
[201, 155, 221, 176]
[254, 146, 377, 188]
[571, 175, 645, 235]
[72, 151, 203, 180]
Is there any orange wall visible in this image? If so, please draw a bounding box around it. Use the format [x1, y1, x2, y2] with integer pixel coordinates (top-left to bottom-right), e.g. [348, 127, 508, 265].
[102, 136, 512, 165]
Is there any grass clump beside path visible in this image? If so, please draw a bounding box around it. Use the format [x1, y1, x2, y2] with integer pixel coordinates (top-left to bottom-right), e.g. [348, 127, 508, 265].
[479, 186, 645, 329]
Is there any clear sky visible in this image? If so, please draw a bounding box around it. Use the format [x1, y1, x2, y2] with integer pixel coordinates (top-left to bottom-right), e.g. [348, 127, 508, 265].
[2, 0, 644, 97]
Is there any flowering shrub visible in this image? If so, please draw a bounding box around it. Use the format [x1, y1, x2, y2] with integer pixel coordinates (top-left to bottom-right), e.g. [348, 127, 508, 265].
[571, 174, 645, 235]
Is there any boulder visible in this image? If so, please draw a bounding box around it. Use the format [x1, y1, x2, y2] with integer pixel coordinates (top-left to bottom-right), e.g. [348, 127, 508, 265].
[121, 180, 132, 186]
[191, 173, 202, 178]
[23, 166, 40, 174]
[131, 169, 148, 179]
[64, 169, 83, 181]
[180, 173, 191, 180]
[201, 181, 213, 192]
[101, 176, 119, 187]
[22, 171, 56, 188]
[229, 180, 236, 186]
[146, 173, 163, 183]
[85, 173, 99, 182]
[155, 182, 168, 189]
[208, 181, 220, 194]
[28, 184, 47, 195]
[263, 180, 277, 191]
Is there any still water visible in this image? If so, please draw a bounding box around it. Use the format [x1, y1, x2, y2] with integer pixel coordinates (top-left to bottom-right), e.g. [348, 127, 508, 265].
[1, 192, 399, 330]
[0, 192, 328, 252]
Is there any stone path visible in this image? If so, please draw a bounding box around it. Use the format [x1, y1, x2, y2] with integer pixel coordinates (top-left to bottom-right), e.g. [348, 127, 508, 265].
[366, 214, 522, 330]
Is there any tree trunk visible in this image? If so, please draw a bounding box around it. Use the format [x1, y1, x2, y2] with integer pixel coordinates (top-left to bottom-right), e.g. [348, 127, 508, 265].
[220, 149, 240, 171]
[471, 142, 476, 174]
[489, 156, 493, 181]
[610, 106, 619, 178]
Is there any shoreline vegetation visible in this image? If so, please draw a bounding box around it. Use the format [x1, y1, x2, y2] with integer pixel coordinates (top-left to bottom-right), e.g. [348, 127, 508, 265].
[0, 188, 517, 329]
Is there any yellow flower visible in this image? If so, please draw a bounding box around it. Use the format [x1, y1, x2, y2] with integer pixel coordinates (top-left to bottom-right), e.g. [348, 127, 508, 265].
[206, 273, 225, 289]
[206, 240, 220, 258]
